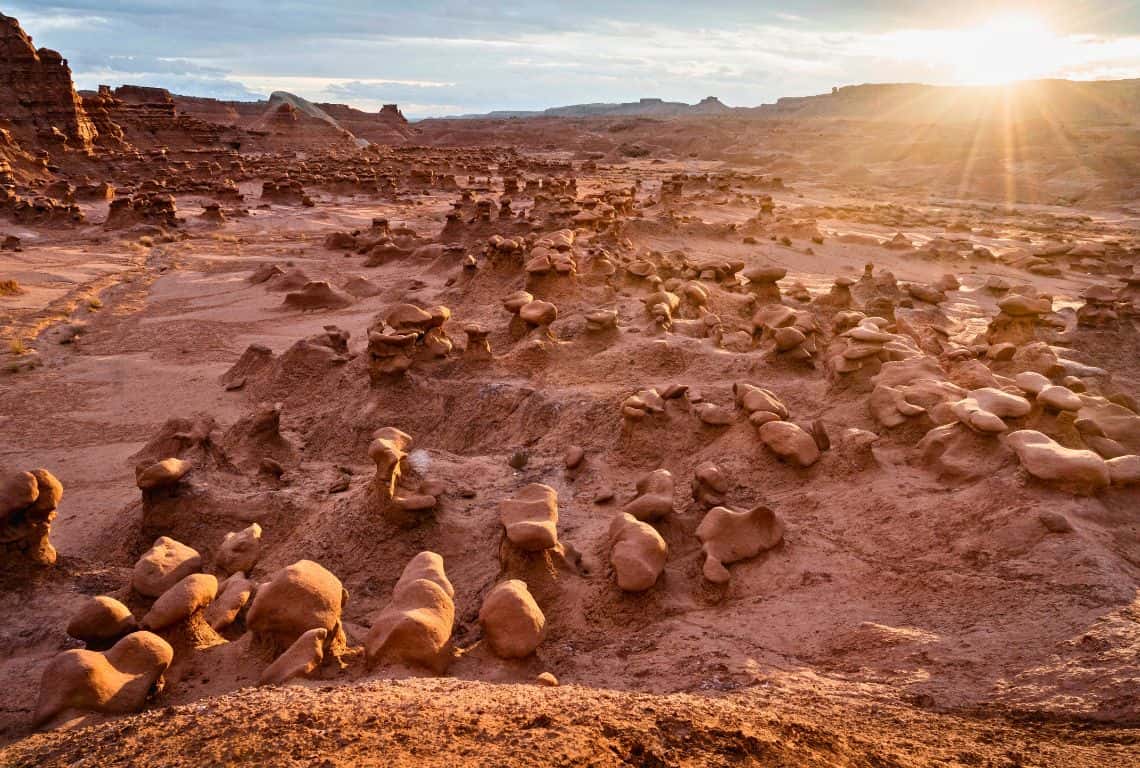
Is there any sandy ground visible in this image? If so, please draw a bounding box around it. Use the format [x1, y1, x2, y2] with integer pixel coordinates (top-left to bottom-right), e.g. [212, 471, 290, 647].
[1, 156, 1138, 766]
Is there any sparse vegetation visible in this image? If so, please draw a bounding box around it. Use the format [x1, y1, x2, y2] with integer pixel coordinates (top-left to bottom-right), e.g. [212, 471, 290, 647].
[0, 278, 22, 296]
[8, 337, 27, 355]
[87, 297, 103, 310]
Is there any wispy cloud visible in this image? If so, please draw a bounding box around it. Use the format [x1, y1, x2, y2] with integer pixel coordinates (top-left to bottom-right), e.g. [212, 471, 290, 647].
[9, 1, 1140, 116]
[14, 11, 107, 32]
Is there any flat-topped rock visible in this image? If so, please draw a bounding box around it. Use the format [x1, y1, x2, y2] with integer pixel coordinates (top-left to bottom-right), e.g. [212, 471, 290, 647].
[499, 483, 559, 551]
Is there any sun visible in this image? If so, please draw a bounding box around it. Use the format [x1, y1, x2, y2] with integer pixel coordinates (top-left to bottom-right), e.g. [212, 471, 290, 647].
[951, 12, 1059, 85]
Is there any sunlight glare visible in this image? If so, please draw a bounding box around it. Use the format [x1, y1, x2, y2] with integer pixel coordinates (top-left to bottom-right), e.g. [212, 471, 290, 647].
[951, 12, 1059, 85]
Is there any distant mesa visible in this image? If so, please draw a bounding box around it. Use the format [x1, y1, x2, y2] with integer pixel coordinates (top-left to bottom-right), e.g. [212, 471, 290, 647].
[448, 96, 732, 120]
[444, 80, 1140, 124]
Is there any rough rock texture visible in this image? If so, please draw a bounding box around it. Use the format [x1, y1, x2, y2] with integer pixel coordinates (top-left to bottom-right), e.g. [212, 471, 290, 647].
[216, 523, 262, 575]
[131, 537, 202, 598]
[1, 30, 1139, 760]
[0, 468, 62, 567]
[0, 14, 97, 151]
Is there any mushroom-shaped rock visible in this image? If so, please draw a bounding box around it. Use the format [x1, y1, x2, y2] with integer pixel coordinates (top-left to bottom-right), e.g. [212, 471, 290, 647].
[1037, 385, 1082, 412]
[621, 469, 675, 522]
[260, 627, 327, 686]
[0, 471, 39, 517]
[752, 304, 797, 333]
[66, 596, 138, 646]
[950, 388, 1031, 433]
[998, 294, 1052, 317]
[217, 523, 262, 575]
[691, 462, 729, 509]
[519, 299, 557, 326]
[463, 323, 492, 359]
[246, 560, 347, 651]
[1, 467, 63, 567]
[627, 259, 657, 279]
[343, 275, 382, 298]
[132, 537, 202, 598]
[365, 552, 455, 673]
[585, 309, 618, 333]
[694, 402, 735, 426]
[33, 631, 173, 727]
[696, 505, 785, 584]
[742, 265, 786, 302]
[1006, 430, 1110, 491]
[818, 277, 855, 308]
[499, 483, 559, 551]
[773, 326, 807, 352]
[502, 290, 534, 314]
[733, 382, 789, 420]
[1077, 284, 1119, 327]
[478, 580, 546, 659]
[368, 427, 413, 497]
[1107, 455, 1140, 486]
[622, 388, 666, 420]
[134, 458, 191, 492]
[284, 281, 354, 310]
[205, 573, 254, 631]
[1014, 371, 1052, 396]
[609, 513, 668, 592]
[385, 303, 435, 332]
[874, 355, 952, 403]
[141, 573, 218, 631]
[367, 330, 418, 379]
[758, 421, 820, 467]
[644, 290, 680, 328]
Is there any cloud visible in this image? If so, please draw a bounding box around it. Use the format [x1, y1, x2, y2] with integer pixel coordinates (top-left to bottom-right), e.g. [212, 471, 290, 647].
[9, 10, 108, 31]
[7, 1, 1140, 117]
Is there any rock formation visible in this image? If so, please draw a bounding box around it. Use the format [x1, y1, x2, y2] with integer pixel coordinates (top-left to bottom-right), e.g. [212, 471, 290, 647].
[259, 627, 327, 686]
[132, 537, 202, 598]
[33, 632, 173, 727]
[217, 523, 262, 575]
[696, 505, 785, 583]
[0, 14, 97, 152]
[365, 552, 455, 672]
[478, 580, 546, 658]
[66, 597, 138, 647]
[499, 484, 560, 551]
[608, 513, 668, 591]
[0, 468, 62, 567]
[246, 560, 347, 654]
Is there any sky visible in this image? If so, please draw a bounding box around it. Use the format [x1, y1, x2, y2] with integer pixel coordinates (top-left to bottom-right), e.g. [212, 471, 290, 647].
[9, 1, 1140, 119]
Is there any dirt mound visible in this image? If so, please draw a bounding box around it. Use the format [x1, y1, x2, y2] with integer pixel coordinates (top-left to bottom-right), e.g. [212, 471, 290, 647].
[5, 677, 1137, 768]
